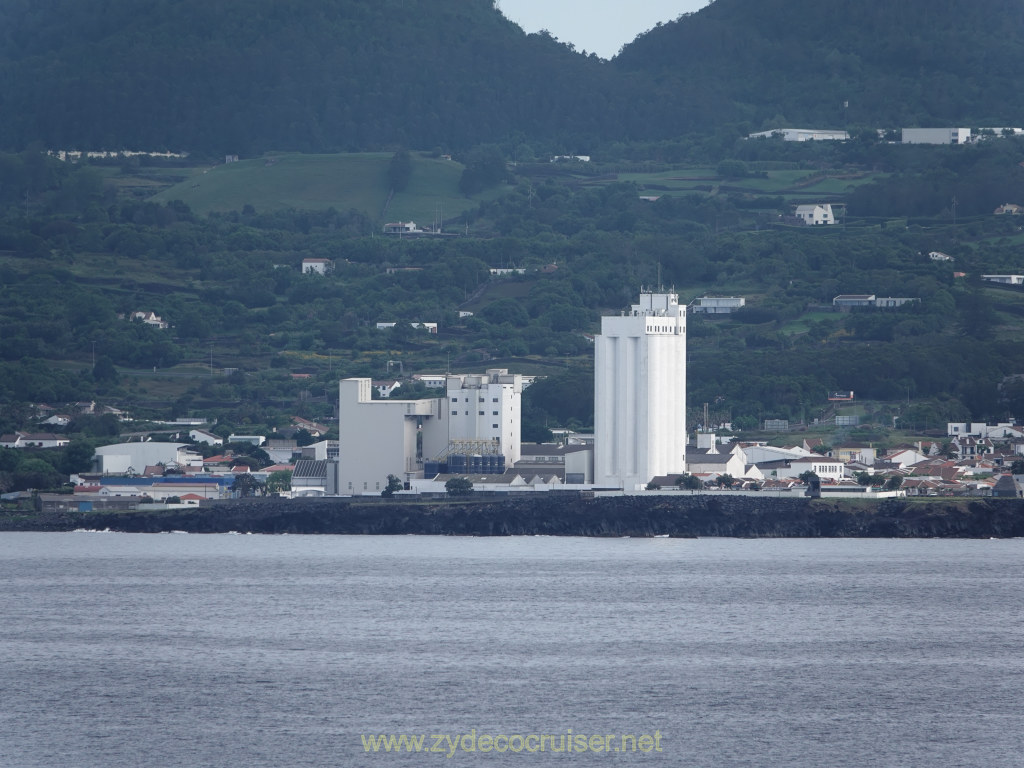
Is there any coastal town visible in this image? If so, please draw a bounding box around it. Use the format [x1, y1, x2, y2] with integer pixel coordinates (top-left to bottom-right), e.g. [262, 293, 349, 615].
[5, 291, 1023, 514]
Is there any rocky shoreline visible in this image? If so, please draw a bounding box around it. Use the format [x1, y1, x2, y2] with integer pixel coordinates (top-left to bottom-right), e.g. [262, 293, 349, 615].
[3, 494, 1024, 538]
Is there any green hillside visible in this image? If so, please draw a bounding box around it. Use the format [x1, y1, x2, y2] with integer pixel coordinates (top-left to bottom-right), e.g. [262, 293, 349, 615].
[4, 0, 1024, 153]
[148, 152, 490, 221]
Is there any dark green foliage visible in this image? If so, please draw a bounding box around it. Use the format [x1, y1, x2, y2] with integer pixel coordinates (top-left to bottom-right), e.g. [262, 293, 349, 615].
[445, 477, 474, 495]
[381, 473, 403, 497]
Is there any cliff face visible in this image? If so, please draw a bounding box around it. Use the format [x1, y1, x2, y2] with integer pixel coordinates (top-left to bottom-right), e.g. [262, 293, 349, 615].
[6, 495, 1024, 538]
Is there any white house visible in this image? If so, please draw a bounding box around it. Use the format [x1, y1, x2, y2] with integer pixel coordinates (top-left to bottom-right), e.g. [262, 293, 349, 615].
[794, 204, 835, 226]
[228, 434, 266, 446]
[0, 432, 70, 449]
[376, 322, 438, 334]
[928, 251, 954, 262]
[301, 258, 333, 275]
[189, 429, 222, 446]
[982, 275, 1024, 286]
[412, 374, 447, 389]
[994, 204, 1024, 215]
[130, 311, 168, 329]
[382, 221, 422, 234]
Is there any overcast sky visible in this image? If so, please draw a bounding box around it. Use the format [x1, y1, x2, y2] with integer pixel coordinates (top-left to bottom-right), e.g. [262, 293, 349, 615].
[499, 0, 712, 59]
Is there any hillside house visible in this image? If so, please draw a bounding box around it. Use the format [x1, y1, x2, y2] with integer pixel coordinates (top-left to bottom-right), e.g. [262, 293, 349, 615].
[994, 204, 1024, 215]
[0, 432, 70, 449]
[833, 294, 875, 310]
[301, 258, 333, 275]
[130, 311, 168, 329]
[928, 251, 953, 261]
[189, 429, 222, 445]
[982, 274, 1024, 285]
[690, 297, 746, 314]
[383, 221, 421, 235]
[794, 204, 835, 226]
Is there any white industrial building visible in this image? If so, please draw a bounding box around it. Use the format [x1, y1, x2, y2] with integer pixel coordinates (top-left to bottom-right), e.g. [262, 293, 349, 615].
[92, 442, 204, 475]
[901, 127, 971, 145]
[443, 370, 523, 466]
[594, 291, 687, 490]
[337, 369, 523, 495]
[747, 128, 850, 142]
[337, 378, 444, 495]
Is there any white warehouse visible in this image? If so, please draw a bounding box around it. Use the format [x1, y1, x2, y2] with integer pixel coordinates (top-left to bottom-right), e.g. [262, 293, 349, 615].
[901, 127, 972, 145]
[594, 291, 687, 490]
[92, 442, 204, 475]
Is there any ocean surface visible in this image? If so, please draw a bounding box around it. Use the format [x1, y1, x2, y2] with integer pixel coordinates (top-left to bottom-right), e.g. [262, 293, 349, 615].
[1, 533, 1022, 767]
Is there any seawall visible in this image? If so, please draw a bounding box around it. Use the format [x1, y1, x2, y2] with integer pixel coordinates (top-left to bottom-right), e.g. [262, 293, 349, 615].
[4, 494, 1024, 537]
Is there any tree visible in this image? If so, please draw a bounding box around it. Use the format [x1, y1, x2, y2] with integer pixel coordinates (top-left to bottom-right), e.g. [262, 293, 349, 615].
[266, 470, 292, 494]
[92, 355, 119, 384]
[884, 475, 903, 491]
[11, 457, 64, 491]
[1011, 459, 1024, 475]
[676, 473, 702, 490]
[60, 440, 96, 475]
[798, 470, 819, 485]
[231, 473, 266, 498]
[645, 481, 661, 490]
[445, 477, 474, 495]
[381, 473, 404, 497]
[715, 474, 735, 489]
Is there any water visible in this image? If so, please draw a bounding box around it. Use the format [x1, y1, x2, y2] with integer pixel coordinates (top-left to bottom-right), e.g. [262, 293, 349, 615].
[1, 533, 1022, 767]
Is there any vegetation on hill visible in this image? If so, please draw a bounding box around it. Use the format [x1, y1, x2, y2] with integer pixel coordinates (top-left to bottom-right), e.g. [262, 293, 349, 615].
[3, 0, 1024, 153]
[616, 0, 1024, 132]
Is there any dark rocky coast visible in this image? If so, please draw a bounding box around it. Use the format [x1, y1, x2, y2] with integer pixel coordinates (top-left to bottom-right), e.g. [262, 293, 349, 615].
[3, 494, 1024, 537]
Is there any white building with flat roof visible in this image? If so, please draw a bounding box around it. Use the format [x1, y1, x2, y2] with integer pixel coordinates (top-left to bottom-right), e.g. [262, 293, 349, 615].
[337, 379, 445, 494]
[443, 369, 523, 465]
[902, 127, 971, 145]
[594, 291, 687, 490]
[747, 128, 849, 142]
[337, 369, 524, 494]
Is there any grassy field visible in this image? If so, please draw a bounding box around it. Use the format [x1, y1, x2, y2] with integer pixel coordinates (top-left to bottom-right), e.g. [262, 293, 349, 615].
[147, 152, 503, 224]
[615, 167, 886, 202]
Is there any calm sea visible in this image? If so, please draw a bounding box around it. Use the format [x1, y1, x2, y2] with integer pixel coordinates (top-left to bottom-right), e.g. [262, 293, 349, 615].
[1, 533, 1022, 767]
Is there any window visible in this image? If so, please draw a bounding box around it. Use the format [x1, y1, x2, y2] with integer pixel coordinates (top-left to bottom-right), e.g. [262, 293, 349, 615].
[479, 411, 484, 416]
[492, 411, 498, 416]
[451, 397, 458, 402]
[452, 411, 458, 416]
[493, 424, 499, 429]
[492, 397, 498, 402]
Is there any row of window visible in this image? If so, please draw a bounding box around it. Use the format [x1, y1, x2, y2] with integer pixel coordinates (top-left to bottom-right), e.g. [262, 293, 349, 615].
[451, 397, 501, 402]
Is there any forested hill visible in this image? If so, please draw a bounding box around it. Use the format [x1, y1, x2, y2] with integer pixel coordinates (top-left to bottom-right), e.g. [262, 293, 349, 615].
[3, 0, 1024, 154]
[0, 0, 619, 154]
[616, 0, 1024, 130]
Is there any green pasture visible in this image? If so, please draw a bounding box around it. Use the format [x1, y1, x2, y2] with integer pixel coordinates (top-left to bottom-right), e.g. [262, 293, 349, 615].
[148, 152, 502, 222]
